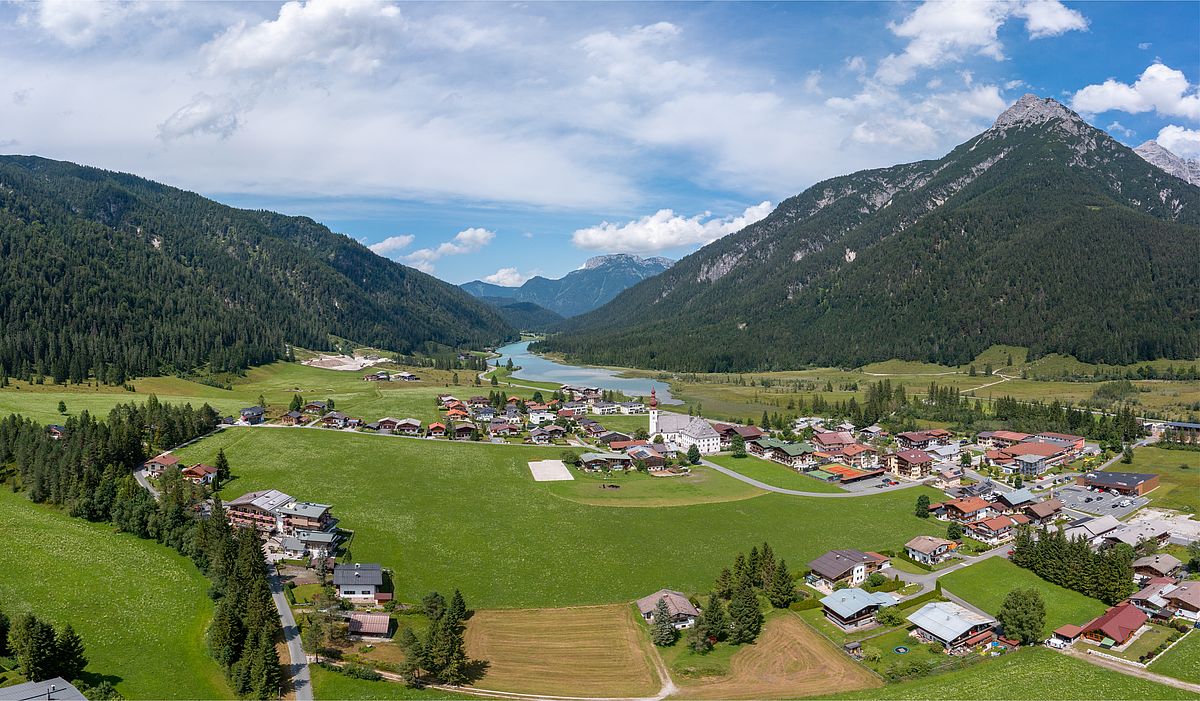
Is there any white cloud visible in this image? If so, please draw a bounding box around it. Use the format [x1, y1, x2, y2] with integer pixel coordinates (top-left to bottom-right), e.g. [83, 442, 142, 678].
[1071, 63, 1200, 120]
[30, 0, 141, 48]
[1004, 79, 1027, 90]
[1137, 42, 1152, 50]
[368, 234, 415, 255]
[1105, 121, 1134, 139]
[157, 93, 242, 140]
[803, 70, 823, 94]
[845, 56, 867, 73]
[1156, 125, 1200, 158]
[483, 267, 532, 286]
[572, 201, 772, 253]
[403, 227, 495, 272]
[876, 0, 1086, 85]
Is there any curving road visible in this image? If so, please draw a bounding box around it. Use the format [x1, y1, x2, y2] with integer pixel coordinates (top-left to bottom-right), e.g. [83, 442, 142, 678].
[268, 570, 313, 700]
[698, 457, 924, 498]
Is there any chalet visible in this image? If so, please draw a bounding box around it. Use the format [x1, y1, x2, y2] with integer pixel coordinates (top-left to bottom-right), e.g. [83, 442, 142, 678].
[712, 423, 766, 448]
[859, 424, 885, 440]
[181, 463, 218, 485]
[896, 429, 951, 450]
[473, 406, 497, 421]
[825, 443, 879, 469]
[581, 422, 606, 437]
[542, 424, 567, 438]
[1164, 581, 1200, 621]
[281, 529, 339, 559]
[812, 431, 857, 451]
[377, 417, 401, 431]
[1076, 471, 1159, 496]
[905, 536, 957, 565]
[835, 421, 857, 433]
[1052, 625, 1083, 645]
[396, 371, 419, 381]
[1132, 554, 1182, 581]
[363, 371, 391, 381]
[528, 427, 552, 444]
[302, 400, 327, 414]
[1103, 523, 1170, 550]
[436, 394, 457, 408]
[994, 488, 1037, 511]
[750, 438, 816, 469]
[626, 444, 667, 469]
[276, 501, 334, 535]
[427, 422, 447, 437]
[144, 453, 180, 477]
[595, 431, 631, 446]
[807, 549, 890, 589]
[967, 514, 1029, 544]
[446, 408, 470, 420]
[935, 468, 963, 488]
[488, 421, 521, 437]
[1081, 603, 1147, 646]
[394, 418, 422, 435]
[240, 406, 266, 425]
[334, 563, 384, 601]
[1022, 498, 1064, 525]
[942, 497, 994, 524]
[348, 612, 391, 637]
[636, 589, 699, 630]
[226, 489, 293, 532]
[579, 451, 632, 471]
[1129, 580, 1181, 619]
[322, 411, 351, 429]
[451, 422, 477, 440]
[610, 440, 649, 450]
[619, 402, 646, 414]
[887, 449, 934, 480]
[820, 588, 896, 630]
[529, 409, 556, 424]
[279, 410, 305, 426]
[977, 430, 1031, 449]
[47, 424, 65, 440]
[444, 399, 467, 412]
[908, 602, 995, 652]
[927, 444, 961, 462]
[467, 396, 491, 408]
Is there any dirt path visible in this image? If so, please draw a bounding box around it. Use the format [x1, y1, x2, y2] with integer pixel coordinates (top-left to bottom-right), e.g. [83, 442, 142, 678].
[1060, 646, 1200, 694]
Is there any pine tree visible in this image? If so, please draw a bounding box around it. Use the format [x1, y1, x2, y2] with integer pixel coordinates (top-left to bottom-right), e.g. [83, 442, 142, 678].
[423, 592, 446, 621]
[727, 582, 762, 644]
[714, 568, 734, 600]
[747, 546, 761, 587]
[915, 494, 930, 518]
[650, 598, 677, 647]
[701, 594, 728, 641]
[731, 434, 746, 458]
[768, 560, 795, 609]
[8, 613, 56, 682]
[289, 394, 302, 412]
[996, 588, 1045, 645]
[446, 590, 468, 628]
[54, 624, 88, 680]
[397, 627, 426, 687]
[686, 623, 713, 654]
[214, 449, 231, 482]
[0, 608, 9, 657]
[760, 542, 777, 589]
[687, 444, 701, 465]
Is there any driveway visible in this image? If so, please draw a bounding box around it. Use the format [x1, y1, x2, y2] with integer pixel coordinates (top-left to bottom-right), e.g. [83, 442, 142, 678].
[268, 569, 312, 700]
[891, 543, 1012, 599]
[700, 458, 924, 498]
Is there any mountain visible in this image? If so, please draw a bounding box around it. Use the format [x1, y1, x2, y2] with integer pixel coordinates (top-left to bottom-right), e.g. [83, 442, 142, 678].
[0, 155, 513, 381]
[537, 95, 1200, 372]
[1135, 140, 1200, 186]
[476, 297, 565, 331]
[461, 253, 673, 317]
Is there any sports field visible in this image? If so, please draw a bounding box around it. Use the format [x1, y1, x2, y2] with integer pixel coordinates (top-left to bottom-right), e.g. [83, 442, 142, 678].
[1149, 629, 1200, 685]
[463, 605, 659, 696]
[940, 558, 1108, 637]
[1122, 446, 1200, 516]
[0, 490, 230, 699]
[174, 428, 947, 608]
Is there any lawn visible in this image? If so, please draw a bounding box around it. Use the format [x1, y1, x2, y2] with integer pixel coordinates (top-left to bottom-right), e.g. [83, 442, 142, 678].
[834, 646, 1197, 699]
[1122, 446, 1200, 517]
[1149, 629, 1200, 684]
[175, 428, 948, 609]
[705, 454, 848, 493]
[1095, 623, 1175, 662]
[0, 490, 230, 699]
[309, 665, 475, 700]
[462, 605, 659, 696]
[543, 466, 765, 507]
[939, 558, 1108, 637]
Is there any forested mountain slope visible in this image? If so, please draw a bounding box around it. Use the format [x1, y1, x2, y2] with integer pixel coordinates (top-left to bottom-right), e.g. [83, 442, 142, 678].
[537, 96, 1200, 372]
[462, 253, 672, 316]
[476, 298, 565, 331]
[0, 156, 513, 382]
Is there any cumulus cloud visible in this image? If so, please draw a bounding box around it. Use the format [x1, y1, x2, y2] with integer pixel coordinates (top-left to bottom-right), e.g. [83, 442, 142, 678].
[876, 0, 1086, 85]
[1156, 125, 1200, 158]
[572, 201, 773, 253]
[29, 0, 140, 48]
[157, 93, 243, 140]
[483, 267, 532, 286]
[368, 234, 415, 255]
[403, 228, 495, 272]
[1071, 63, 1200, 120]
[1105, 121, 1134, 139]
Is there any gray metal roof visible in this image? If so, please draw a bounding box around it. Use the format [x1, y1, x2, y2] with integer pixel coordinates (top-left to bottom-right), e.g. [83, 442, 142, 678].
[277, 501, 331, 518]
[907, 601, 994, 643]
[227, 489, 293, 512]
[0, 678, 87, 701]
[333, 563, 383, 586]
[820, 588, 895, 618]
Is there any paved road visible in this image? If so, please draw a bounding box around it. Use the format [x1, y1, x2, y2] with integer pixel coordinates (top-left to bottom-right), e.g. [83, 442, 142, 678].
[268, 569, 312, 700]
[699, 457, 925, 498]
[891, 543, 1012, 599]
[132, 468, 161, 500]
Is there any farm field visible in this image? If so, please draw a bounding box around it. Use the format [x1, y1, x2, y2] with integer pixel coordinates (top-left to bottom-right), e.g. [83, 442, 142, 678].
[462, 605, 659, 696]
[671, 612, 881, 699]
[0, 490, 230, 699]
[705, 454, 848, 493]
[309, 666, 475, 700]
[1149, 629, 1200, 684]
[1121, 446, 1200, 516]
[175, 428, 947, 608]
[939, 558, 1108, 637]
[544, 466, 765, 506]
[833, 646, 1196, 699]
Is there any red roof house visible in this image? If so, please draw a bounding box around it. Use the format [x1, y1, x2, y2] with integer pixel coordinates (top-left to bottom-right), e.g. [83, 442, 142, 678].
[1082, 604, 1147, 646]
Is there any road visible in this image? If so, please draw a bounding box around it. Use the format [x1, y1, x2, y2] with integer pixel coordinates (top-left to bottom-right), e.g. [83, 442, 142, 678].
[699, 457, 925, 498]
[132, 468, 161, 500]
[890, 543, 1013, 599]
[1061, 645, 1200, 694]
[269, 569, 313, 700]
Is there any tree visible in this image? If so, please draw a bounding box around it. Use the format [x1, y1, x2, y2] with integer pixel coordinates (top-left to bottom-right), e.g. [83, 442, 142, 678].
[686, 444, 701, 465]
[289, 394, 303, 412]
[866, 572, 886, 588]
[301, 615, 329, 662]
[727, 582, 762, 644]
[214, 449, 231, 482]
[79, 680, 123, 700]
[959, 451, 971, 467]
[325, 397, 335, 410]
[55, 624, 88, 680]
[769, 560, 796, 608]
[875, 606, 905, 627]
[397, 627, 426, 686]
[685, 623, 713, 653]
[58, 400, 67, 414]
[701, 594, 728, 641]
[422, 591, 447, 622]
[8, 613, 56, 682]
[650, 598, 677, 646]
[446, 589, 468, 628]
[1014, 475, 1024, 489]
[713, 568, 734, 600]
[1121, 444, 1134, 464]
[947, 522, 963, 540]
[915, 494, 930, 518]
[996, 588, 1045, 645]
[731, 434, 746, 458]
[0, 608, 9, 657]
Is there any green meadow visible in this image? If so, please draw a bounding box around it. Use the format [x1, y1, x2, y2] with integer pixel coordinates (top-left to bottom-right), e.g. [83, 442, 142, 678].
[1149, 629, 1200, 685]
[1124, 446, 1200, 516]
[704, 454, 848, 493]
[175, 428, 947, 609]
[0, 490, 230, 699]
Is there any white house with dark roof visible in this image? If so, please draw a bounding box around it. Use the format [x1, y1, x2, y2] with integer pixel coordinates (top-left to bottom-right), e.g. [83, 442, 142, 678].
[636, 589, 700, 629]
[334, 563, 384, 601]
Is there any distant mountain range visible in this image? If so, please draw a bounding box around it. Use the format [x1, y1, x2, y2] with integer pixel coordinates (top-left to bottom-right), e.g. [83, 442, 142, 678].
[0, 155, 513, 380]
[1135, 140, 1200, 186]
[475, 298, 565, 331]
[536, 95, 1200, 372]
[461, 253, 673, 317]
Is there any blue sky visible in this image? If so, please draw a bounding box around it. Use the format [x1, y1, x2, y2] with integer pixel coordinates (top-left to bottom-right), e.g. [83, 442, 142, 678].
[1, 1, 1197, 285]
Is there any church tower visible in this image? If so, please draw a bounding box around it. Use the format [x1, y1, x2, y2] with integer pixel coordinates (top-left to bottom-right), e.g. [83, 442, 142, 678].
[648, 388, 659, 436]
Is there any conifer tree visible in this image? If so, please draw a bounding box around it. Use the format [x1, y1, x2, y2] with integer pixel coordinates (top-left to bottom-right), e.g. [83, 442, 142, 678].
[54, 624, 88, 680]
[701, 594, 728, 641]
[768, 560, 795, 609]
[651, 598, 677, 647]
[446, 590, 468, 628]
[727, 582, 762, 644]
[714, 568, 733, 600]
[8, 613, 56, 682]
[747, 546, 761, 586]
[397, 627, 426, 686]
[214, 449, 231, 482]
[915, 494, 930, 518]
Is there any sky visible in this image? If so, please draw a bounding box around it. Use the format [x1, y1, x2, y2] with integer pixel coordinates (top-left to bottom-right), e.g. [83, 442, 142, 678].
[1, 1, 1197, 285]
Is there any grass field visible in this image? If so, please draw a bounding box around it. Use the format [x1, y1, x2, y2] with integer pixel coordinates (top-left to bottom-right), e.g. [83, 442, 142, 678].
[462, 605, 659, 696]
[834, 646, 1196, 699]
[0, 490, 230, 699]
[1149, 629, 1200, 684]
[543, 466, 765, 507]
[705, 454, 848, 493]
[671, 612, 881, 699]
[309, 666, 475, 700]
[940, 558, 1108, 637]
[175, 428, 947, 609]
[1122, 446, 1200, 516]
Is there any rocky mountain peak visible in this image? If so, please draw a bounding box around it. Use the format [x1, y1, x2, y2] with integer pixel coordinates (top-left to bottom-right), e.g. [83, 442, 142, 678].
[582, 254, 673, 270]
[990, 94, 1083, 131]
[1134, 140, 1200, 186]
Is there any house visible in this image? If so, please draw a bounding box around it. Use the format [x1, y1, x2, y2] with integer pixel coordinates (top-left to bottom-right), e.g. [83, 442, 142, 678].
[281, 529, 340, 559]
[1132, 554, 1182, 581]
[446, 408, 470, 420]
[1129, 579, 1186, 620]
[977, 430, 1031, 449]
[451, 422, 476, 440]
[994, 488, 1037, 512]
[396, 371, 419, 381]
[928, 444, 961, 463]
[636, 589, 700, 630]
[1022, 498, 1064, 525]
[579, 451, 633, 471]
[0, 677, 86, 701]
[1103, 523, 1170, 550]
[887, 449, 934, 480]
[905, 536, 957, 565]
[302, 400, 327, 414]
[942, 497, 994, 524]
[907, 601, 996, 652]
[896, 429, 952, 450]
[750, 438, 816, 469]
[807, 549, 890, 589]
[712, 423, 766, 448]
[280, 410, 305, 426]
[1163, 581, 1200, 621]
[363, 371, 390, 381]
[1064, 515, 1122, 545]
[1081, 603, 1147, 646]
[648, 391, 720, 454]
[1076, 471, 1159, 496]
[348, 612, 391, 637]
[812, 431, 858, 451]
[427, 422, 447, 437]
[467, 396, 491, 408]
[322, 411, 351, 429]
[488, 421, 522, 437]
[394, 418, 422, 435]
[528, 427, 553, 444]
[181, 463, 218, 485]
[967, 514, 1029, 544]
[334, 563, 384, 601]
[47, 424, 65, 440]
[276, 501, 334, 535]
[985, 441, 1071, 475]
[793, 416, 826, 431]
[474, 406, 497, 421]
[542, 424, 567, 439]
[144, 453, 180, 477]
[377, 417, 401, 431]
[240, 406, 266, 425]
[626, 444, 667, 469]
[591, 401, 619, 415]
[1051, 624, 1083, 645]
[859, 424, 885, 440]
[935, 468, 963, 488]
[529, 409, 556, 424]
[226, 489, 294, 532]
[1033, 431, 1086, 456]
[597, 431, 633, 445]
[820, 588, 896, 630]
[828, 443, 879, 469]
[619, 402, 647, 414]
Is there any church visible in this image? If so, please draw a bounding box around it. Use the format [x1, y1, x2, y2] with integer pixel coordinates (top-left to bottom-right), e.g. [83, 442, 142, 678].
[648, 389, 721, 455]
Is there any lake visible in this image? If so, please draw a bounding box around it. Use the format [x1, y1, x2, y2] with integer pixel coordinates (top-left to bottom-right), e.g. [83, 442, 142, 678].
[492, 341, 680, 404]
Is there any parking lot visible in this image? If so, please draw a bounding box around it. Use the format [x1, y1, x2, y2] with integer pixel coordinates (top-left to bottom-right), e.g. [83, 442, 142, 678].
[1055, 485, 1147, 518]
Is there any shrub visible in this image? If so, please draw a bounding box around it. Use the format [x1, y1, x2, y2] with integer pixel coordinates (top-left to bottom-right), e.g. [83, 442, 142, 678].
[341, 663, 382, 681]
[861, 646, 882, 662]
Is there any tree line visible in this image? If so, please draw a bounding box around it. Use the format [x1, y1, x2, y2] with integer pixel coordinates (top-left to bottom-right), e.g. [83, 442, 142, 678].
[1010, 525, 1137, 605]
